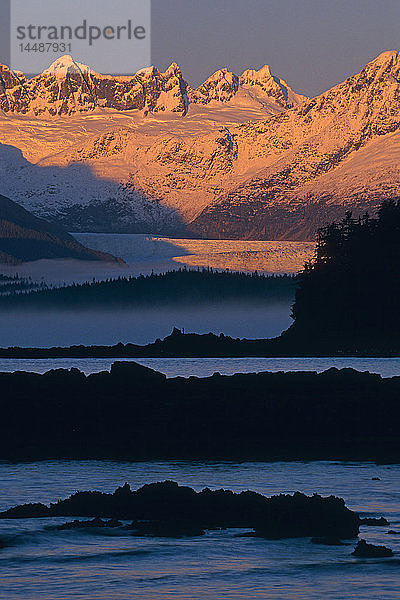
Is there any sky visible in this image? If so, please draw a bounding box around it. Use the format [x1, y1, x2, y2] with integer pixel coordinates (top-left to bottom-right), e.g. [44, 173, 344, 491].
[1, 0, 400, 96]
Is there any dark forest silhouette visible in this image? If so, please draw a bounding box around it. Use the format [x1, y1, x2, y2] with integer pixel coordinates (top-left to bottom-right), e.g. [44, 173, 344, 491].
[0, 268, 295, 308]
[285, 199, 400, 352]
[0, 273, 42, 294]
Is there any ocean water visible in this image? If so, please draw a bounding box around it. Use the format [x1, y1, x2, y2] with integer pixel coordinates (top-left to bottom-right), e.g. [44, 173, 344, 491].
[0, 357, 399, 378]
[0, 460, 399, 600]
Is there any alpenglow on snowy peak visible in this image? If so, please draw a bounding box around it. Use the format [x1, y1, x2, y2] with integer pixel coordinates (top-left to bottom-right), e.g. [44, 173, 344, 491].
[188, 65, 305, 108]
[41, 55, 91, 76]
[0, 55, 306, 116]
[2, 50, 400, 240]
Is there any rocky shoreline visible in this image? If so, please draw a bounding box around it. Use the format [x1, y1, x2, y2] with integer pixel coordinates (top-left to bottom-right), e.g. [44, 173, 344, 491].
[0, 328, 399, 358]
[0, 361, 399, 462]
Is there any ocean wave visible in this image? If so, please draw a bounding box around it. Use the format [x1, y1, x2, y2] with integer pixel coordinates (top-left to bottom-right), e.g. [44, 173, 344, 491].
[0, 547, 153, 566]
[299, 558, 400, 570]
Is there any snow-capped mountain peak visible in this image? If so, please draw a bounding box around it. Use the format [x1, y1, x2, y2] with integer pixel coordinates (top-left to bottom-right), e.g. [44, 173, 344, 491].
[242, 64, 274, 80]
[0, 56, 306, 117]
[188, 64, 306, 110]
[369, 49, 398, 66]
[42, 55, 92, 77]
[3, 50, 400, 240]
[164, 62, 182, 76]
[298, 48, 400, 124]
[133, 63, 189, 114]
[135, 65, 159, 78]
[355, 49, 400, 84]
[190, 68, 239, 103]
[240, 64, 306, 108]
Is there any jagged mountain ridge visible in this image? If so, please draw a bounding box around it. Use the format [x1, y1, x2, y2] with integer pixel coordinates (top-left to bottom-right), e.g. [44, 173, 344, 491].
[1, 51, 400, 239]
[191, 50, 400, 238]
[0, 55, 306, 117]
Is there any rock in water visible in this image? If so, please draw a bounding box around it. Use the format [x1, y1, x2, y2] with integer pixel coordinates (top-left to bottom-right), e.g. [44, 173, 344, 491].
[0, 482, 360, 540]
[56, 517, 123, 530]
[352, 539, 393, 558]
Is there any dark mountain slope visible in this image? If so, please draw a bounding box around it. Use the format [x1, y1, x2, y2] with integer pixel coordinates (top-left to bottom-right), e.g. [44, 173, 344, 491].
[0, 194, 122, 263]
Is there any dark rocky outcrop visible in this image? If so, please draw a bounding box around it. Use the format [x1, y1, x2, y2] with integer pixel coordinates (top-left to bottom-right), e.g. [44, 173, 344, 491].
[0, 481, 360, 540]
[0, 325, 397, 358]
[0, 362, 399, 462]
[352, 539, 393, 558]
[0, 194, 123, 263]
[56, 517, 123, 530]
[250, 492, 359, 539]
[0, 502, 51, 518]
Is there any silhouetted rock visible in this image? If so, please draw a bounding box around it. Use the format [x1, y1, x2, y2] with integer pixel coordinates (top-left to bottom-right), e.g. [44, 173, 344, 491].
[0, 502, 51, 519]
[0, 482, 360, 540]
[57, 517, 123, 530]
[311, 536, 347, 546]
[360, 517, 389, 526]
[110, 362, 166, 385]
[386, 530, 400, 535]
[106, 518, 124, 528]
[250, 492, 359, 539]
[352, 539, 393, 558]
[0, 364, 399, 462]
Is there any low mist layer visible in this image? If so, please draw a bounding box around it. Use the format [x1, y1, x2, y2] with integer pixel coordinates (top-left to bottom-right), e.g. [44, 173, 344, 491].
[0, 302, 292, 348]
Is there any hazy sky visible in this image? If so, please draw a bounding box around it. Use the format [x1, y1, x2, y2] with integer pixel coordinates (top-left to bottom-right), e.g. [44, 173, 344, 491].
[1, 0, 400, 96]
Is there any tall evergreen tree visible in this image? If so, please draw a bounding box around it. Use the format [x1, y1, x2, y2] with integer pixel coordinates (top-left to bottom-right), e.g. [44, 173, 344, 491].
[288, 200, 400, 352]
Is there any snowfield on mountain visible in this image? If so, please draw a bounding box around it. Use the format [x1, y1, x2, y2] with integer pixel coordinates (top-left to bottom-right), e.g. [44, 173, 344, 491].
[1, 51, 400, 239]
